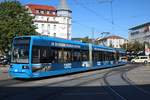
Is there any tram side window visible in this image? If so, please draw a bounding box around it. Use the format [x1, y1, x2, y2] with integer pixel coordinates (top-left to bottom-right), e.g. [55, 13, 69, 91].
[40, 47, 51, 63]
[52, 49, 58, 63]
[58, 49, 63, 63]
[32, 46, 52, 63]
[107, 52, 111, 61]
[105, 52, 109, 61]
[111, 52, 115, 60]
[32, 46, 40, 63]
[107, 52, 110, 60]
[100, 51, 105, 61]
[49, 48, 61, 63]
[73, 50, 81, 62]
[106, 52, 114, 61]
[106, 52, 111, 61]
[50, 48, 72, 63]
[109, 52, 112, 60]
[82, 50, 88, 61]
[93, 51, 99, 61]
[98, 51, 102, 61]
[63, 49, 72, 63]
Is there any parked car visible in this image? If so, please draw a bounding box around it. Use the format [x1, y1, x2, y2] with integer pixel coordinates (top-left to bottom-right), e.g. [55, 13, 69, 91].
[131, 56, 150, 63]
[119, 56, 128, 62]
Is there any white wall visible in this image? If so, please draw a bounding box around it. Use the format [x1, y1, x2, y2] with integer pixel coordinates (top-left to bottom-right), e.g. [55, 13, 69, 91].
[32, 15, 71, 39]
[26, 5, 72, 39]
[100, 38, 127, 48]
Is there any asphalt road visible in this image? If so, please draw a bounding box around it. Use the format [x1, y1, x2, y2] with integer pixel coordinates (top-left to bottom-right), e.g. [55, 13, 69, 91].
[0, 64, 150, 100]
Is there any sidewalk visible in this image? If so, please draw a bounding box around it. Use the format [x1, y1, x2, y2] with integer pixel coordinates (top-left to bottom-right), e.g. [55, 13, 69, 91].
[126, 64, 150, 84]
[0, 65, 9, 73]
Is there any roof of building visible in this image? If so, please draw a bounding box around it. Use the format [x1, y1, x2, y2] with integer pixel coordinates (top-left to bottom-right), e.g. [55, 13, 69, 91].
[26, 4, 57, 16]
[129, 22, 150, 30]
[97, 35, 126, 41]
[57, 0, 70, 11]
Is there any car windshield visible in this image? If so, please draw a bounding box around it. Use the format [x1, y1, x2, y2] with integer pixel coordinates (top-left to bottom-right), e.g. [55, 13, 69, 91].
[135, 57, 139, 59]
[11, 44, 30, 64]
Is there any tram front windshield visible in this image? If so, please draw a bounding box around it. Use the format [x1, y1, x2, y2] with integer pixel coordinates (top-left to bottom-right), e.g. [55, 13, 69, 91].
[11, 44, 30, 64]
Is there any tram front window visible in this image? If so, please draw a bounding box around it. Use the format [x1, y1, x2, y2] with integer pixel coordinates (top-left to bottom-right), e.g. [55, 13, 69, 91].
[11, 44, 29, 64]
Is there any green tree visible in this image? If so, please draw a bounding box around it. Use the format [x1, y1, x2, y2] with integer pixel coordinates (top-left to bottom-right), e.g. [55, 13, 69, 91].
[81, 36, 92, 43]
[72, 36, 92, 43]
[0, 0, 37, 54]
[120, 41, 144, 54]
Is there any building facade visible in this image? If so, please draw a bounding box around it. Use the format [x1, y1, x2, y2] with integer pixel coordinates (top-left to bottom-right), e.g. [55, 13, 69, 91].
[129, 22, 150, 44]
[25, 0, 72, 39]
[97, 35, 128, 48]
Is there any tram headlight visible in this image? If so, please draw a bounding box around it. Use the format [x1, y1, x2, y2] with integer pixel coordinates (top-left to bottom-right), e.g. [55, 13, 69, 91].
[22, 66, 29, 69]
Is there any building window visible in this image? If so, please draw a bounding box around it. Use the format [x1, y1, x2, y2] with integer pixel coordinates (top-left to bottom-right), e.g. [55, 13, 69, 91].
[47, 17, 49, 21]
[47, 10, 50, 14]
[42, 24, 44, 28]
[130, 31, 139, 35]
[36, 16, 39, 20]
[40, 10, 44, 14]
[53, 17, 56, 21]
[63, 17, 66, 22]
[36, 10, 39, 13]
[53, 11, 56, 15]
[48, 24, 50, 29]
[35, 24, 38, 28]
[47, 24, 50, 34]
[54, 33, 56, 37]
[41, 16, 44, 20]
[54, 25, 56, 30]
[44, 10, 47, 14]
[42, 24, 44, 32]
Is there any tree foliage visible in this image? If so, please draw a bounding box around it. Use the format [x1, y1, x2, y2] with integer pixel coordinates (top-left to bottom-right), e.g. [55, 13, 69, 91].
[120, 41, 145, 53]
[0, 0, 37, 54]
[81, 36, 92, 43]
[72, 36, 93, 43]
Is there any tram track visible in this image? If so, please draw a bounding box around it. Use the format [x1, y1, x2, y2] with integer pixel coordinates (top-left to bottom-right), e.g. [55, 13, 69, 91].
[0, 64, 142, 100]
[102, 64, 150, 100]
[121, 69, 150, 95]
[36, 64, 138, 100]
[102, 69, 128, 100]
[0, 68, 119, 87]
[0, 67, 116, 100]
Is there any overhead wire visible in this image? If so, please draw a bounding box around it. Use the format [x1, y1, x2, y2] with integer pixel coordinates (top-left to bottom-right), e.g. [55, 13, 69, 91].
[72, 0, 116, 38]
[73, 0, 113, 24]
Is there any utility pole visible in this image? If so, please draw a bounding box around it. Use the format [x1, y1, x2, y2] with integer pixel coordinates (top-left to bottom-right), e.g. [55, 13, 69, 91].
[92, 28, 95, 43]
[89, 28, 94, 67]
[67, 17, 70, 39]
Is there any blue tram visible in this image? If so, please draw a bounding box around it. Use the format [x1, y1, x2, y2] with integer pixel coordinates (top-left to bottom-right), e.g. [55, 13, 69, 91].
[9, 36, 126, 78]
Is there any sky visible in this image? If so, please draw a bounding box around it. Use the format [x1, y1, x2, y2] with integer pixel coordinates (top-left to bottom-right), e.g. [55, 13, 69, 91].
[19, 0, 150, 39]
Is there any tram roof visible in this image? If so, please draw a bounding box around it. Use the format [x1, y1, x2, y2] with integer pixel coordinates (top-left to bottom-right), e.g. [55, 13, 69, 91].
[14, 36, 119, 52]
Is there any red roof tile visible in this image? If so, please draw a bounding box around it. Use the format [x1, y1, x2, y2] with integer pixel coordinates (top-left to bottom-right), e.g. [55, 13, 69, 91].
[26, 4, 57, 16]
